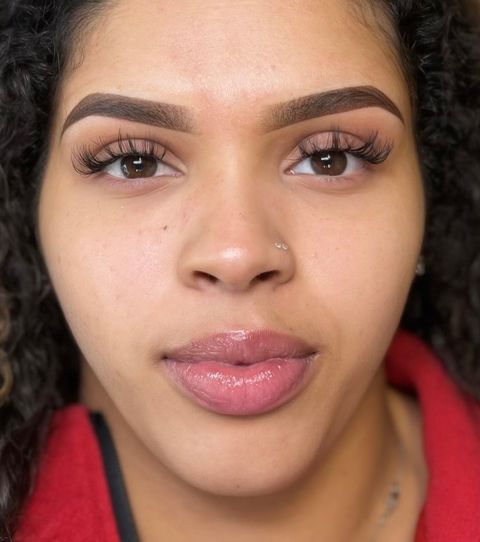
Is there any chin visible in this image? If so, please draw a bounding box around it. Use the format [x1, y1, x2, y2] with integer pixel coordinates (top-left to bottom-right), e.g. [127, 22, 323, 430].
[182, 462, 311, 498]
[165, 436, 320, 501]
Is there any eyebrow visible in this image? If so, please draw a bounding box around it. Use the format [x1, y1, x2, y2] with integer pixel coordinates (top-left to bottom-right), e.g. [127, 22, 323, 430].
[61, 85, 404, 136]
[261, 86, 404, 130]
[61, 93, 196, 135]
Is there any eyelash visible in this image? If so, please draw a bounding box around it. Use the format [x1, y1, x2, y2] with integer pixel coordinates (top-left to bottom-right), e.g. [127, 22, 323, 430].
[294, 129, 392, 167]
[72, 135, 170, 176]
[72, 129, 393, 179]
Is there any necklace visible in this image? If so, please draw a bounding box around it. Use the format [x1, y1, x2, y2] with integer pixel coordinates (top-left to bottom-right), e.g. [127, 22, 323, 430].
[368, 438, 407, 542]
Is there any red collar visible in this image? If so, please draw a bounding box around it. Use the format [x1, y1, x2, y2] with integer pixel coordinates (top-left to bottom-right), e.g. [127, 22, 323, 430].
[386, 330, 480, 541]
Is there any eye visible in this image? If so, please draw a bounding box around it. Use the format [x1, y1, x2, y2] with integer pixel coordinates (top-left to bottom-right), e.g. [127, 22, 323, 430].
[104, 154, 178, 179]
[289, 150, 363, 177]
[72, 135, 183, 181]
[285, 130, 393, 181]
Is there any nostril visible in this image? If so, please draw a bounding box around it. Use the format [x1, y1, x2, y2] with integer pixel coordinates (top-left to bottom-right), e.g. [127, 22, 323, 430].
[191, 269, 280, 289]
[257, 270, 277, 282]
[193, 271, 218, 284]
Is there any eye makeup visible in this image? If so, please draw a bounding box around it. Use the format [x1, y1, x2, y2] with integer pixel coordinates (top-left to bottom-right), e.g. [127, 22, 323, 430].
[293, 129, 393, 167]
[69, 123, 395, 192]
[71, 133, 174, 177]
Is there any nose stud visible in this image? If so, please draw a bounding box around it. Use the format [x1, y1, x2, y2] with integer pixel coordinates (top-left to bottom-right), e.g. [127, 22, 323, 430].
[274, 241, 289, 251]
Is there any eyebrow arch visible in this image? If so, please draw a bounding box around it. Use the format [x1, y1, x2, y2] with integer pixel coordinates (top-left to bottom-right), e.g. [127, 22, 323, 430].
[261, 85, 404, 131]
[61, 93, 196, 136]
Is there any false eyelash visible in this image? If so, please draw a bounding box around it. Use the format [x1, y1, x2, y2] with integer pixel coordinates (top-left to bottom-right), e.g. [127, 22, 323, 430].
[296, 130, 393, 165]
[72, 134, 168, 176]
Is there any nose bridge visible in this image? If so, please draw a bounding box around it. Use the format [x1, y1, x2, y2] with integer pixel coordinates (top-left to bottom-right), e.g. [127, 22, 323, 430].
[177, 173, 295, 293]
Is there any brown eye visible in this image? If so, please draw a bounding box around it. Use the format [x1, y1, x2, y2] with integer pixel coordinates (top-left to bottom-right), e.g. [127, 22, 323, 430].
[120, 155, 158, 178]
[310, 151, 347, 176]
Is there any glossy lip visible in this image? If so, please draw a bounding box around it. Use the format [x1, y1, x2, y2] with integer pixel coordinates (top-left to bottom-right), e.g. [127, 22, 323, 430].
[160, 329, 319, 416]
[162, 329, 317, 365]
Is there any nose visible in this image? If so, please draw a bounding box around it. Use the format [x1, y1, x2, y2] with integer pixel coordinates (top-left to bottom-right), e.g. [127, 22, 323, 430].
[177, 188, 295, 293]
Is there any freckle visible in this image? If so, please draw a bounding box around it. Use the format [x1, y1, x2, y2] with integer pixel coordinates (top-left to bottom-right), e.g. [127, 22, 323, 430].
[163, 225, 168, 231]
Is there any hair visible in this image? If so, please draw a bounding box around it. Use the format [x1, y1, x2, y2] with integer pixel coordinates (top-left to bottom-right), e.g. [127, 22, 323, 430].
[0, 0, 479, 538]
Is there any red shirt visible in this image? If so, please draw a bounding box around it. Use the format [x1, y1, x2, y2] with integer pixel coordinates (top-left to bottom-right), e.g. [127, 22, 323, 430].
[15, 330, 480, 541]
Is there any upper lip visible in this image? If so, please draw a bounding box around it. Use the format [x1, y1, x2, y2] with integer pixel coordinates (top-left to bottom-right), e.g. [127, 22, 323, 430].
[163, 329, 317, 365]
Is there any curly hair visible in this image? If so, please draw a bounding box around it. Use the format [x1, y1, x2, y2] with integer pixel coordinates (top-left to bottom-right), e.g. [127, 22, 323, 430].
[0, 0, 479, 538]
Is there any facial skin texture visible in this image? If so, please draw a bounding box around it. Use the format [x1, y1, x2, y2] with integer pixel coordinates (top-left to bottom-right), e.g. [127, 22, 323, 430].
[38, 1, 427, 540]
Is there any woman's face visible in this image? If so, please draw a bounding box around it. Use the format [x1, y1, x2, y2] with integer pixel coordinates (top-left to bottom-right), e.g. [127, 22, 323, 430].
[38, 0, 424, 495]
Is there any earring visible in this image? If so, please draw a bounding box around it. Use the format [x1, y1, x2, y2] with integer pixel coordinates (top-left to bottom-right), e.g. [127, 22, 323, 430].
[415, 255, 426, 277]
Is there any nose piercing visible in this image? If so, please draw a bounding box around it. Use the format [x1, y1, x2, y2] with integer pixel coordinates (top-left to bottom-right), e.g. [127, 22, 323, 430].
[274, 241, 289, 251]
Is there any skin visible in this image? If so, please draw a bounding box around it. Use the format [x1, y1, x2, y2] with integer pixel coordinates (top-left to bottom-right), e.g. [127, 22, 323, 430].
[38, 0, 427, 540]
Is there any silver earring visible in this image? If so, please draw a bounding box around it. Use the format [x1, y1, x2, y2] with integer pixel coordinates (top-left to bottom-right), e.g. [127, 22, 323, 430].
[274, 241, 289, 251]
[415, 255, 426, 276]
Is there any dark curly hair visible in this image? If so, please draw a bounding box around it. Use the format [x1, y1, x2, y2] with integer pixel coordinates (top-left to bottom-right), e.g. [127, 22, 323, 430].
[0, 0, 479, 539]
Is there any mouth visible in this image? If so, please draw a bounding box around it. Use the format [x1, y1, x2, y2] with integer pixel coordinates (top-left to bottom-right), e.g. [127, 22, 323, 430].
[163, 328, 317, 364]
[161, 329, 318, 416]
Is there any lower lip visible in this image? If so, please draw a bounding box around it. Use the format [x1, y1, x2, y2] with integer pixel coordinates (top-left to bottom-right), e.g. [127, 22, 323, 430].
[162, 356, 316, 416]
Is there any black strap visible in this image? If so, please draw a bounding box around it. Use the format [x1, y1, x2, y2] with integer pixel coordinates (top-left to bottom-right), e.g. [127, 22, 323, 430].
[89, 412, 140, 542]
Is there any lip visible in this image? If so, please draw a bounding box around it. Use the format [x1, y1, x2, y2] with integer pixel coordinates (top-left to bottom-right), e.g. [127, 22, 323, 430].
[161, 329, 318, 416]
[163, 329, 316, 364]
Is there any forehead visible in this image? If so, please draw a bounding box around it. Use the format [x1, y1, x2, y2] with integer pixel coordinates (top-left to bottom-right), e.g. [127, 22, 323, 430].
[58, 0, 408, 127]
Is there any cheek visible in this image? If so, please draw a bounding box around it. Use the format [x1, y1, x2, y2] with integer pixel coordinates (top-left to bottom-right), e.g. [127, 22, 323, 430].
[313, 217, 415, 330]
[298, 172, 424, 392]
[37, 183, 181, 380]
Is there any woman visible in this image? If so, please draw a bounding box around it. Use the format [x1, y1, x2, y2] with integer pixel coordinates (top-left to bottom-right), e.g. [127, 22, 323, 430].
[0, 0, 479, 540]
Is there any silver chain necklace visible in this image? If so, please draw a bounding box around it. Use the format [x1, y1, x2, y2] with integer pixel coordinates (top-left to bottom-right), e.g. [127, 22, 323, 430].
[368, 439, 407, 542]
